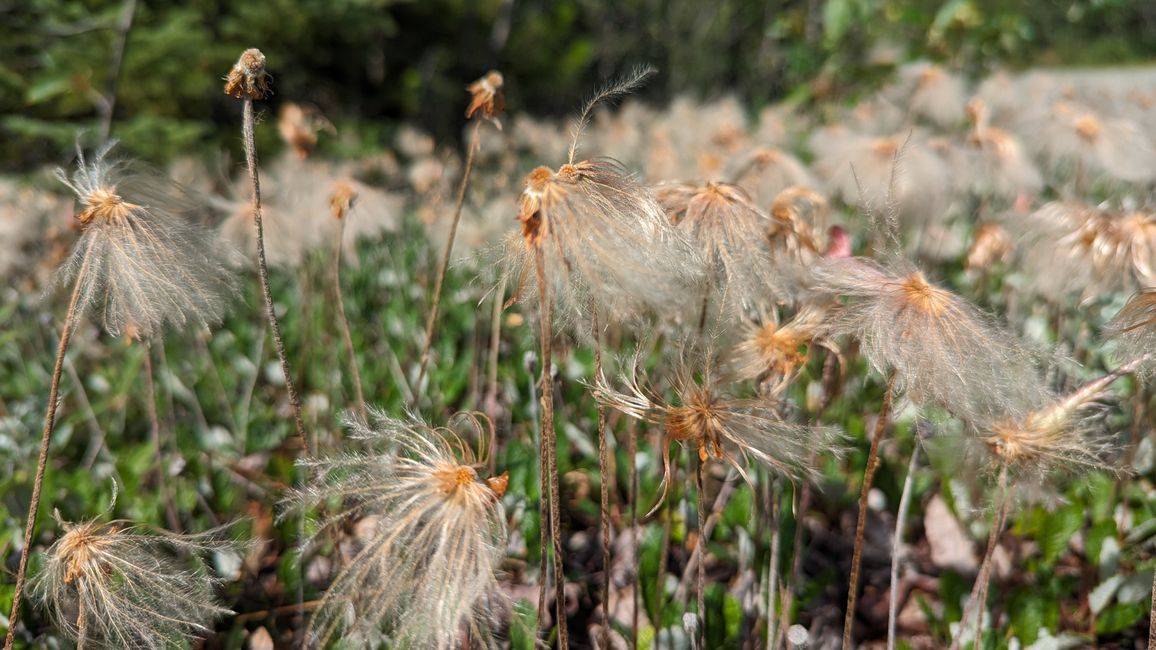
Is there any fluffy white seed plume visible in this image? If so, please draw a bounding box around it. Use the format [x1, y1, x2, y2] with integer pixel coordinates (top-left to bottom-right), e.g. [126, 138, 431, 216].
[810, 256, 1047, 421]
[29, 516, 237, 649]
[54, 142, 235, 339]
[286, 410, 508, 649]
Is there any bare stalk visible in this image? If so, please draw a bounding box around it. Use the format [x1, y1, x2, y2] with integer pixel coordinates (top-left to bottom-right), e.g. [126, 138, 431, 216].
[843, 371, 897, 648]
[241, 98, 310, 455]
[767, 480, 781, 650]
[534, 247, 567, 647]
[1149, 568, 1156, 650]
[695, 458, 707, 649]
[414, 120, 482, 401]
[485, 276, 506, 422]
[594, 309, 612, 648]
[628, 419, 639, 649]
[971, 461, 1010, 650]
[77, 591, 88, 650]
[331, 215, 366, 423]
[887, 442, 921, 650]
[142, 345, 180, 532]
[4, 249, 92, 650]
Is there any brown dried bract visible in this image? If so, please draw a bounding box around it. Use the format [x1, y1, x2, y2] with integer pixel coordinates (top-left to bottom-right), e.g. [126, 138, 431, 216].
[224, 48, 272, 100]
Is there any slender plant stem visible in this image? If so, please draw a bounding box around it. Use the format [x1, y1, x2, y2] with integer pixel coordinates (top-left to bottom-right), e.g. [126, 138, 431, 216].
[241, 99, 310, 455]
[331, 215, 366, 424]
[887, 442, 921, 650]
[783, 449, 818, 637]
[767, 479, 781, 650]
[696, 457, 707, 649]
[4, 249, 91, 650]
[485, 276, 506, 420]
[142, 345, 180, 532]
[971, 461, 1010, 650]
[77, 589, 88, 650]
[534, 247, 567, 647]
[628, 418, 639, 649]
[656, 501, 673, 649]
[414, 120, 481, 401]
[594, 309, 612, 647]
[1149, 567, 1156, 650]
[843, 370, 897, 648]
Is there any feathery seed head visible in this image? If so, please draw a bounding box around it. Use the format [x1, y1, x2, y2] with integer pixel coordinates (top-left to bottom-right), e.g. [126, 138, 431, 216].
[330, 179, 357, 220]
[286, 410, 507, 648]
[30, 517, 237, 650]
[593, 348, 841, 514]
[811, 256, 1047, 420]
[224, 48, 271, 99]
[976, 361, 1140, 476]
[505, 159, 700, 328]
[732, 304, 830, 393]
[54, 142, 236, 339]
[655, 180, 787, 310]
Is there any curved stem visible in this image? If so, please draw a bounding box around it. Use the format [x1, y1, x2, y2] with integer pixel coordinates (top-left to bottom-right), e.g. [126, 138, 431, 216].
[332, 215, 366, 424]
[887, 441, 921, 650]
[242, 98, 310, 455]
[414, 120, 481, 403]
[4, 249, 91, 650]
[767, 479, 781, 650]
[628, 419, 639, 649]
[844, 370, 897, 648]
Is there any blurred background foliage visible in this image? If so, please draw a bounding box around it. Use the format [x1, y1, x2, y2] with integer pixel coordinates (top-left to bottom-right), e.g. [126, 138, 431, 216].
[3, 0, 1156, 172]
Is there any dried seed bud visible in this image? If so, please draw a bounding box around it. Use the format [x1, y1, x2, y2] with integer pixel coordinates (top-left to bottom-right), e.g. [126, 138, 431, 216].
[224, 48, 272, 100]
[466, 70, 505, 127]
[329, 180, 357, 220]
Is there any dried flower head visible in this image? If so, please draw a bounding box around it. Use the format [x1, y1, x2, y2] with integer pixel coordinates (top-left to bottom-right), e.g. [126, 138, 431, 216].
[507, 159, 700, 327]
[768, 186, 827, 259]
[54, 142, 235, 339]
[975, 358, 1142, 476]
[965, 99, 1043, 205]
[811, 256, 1046, 420]
[593, 348, 839, 515]
[286, 410, 507, 648]
[1106, 289, 1156, 375]
[965, 223, 1012, 270]
[29, 517, 237, 649]
[654, 180, 785, 311]
[728, 147, 818, 206]
[223, 48, 271, 100]
[466, 70, 505, 127]
[1011, 201, 1156, 301]
[731, 303, 834, 395]
[277, 102, 334, 159]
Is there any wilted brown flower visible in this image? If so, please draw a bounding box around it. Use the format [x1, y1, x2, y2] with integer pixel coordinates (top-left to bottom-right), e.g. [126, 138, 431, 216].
[466, 70, 505, 127]
[223, 48, 271, 100]
[965, 223, 1012, 270]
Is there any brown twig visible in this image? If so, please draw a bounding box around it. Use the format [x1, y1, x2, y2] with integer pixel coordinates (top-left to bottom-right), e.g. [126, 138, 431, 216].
[5, 248, 92, 650]
[695, 457, 707, 649]
[594, 309, 612, 649]
[534, 247, 567, 647]
[240, 97, 310, 455]
[844, 370, 897, 648]
[414, 120, 482, 403]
